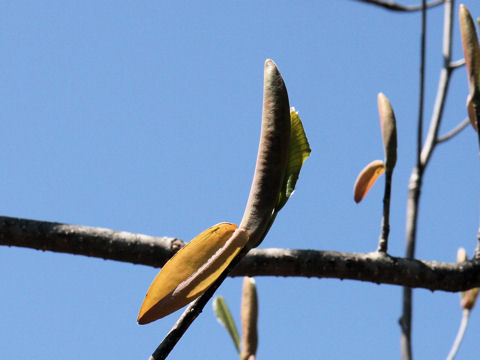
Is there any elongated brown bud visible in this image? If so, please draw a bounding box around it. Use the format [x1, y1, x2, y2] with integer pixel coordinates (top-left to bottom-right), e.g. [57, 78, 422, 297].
[241, 277, 258, 360]
[459, 4, 480, 131]
[377, 93, 397, 172]
[239, 59, 291, 246]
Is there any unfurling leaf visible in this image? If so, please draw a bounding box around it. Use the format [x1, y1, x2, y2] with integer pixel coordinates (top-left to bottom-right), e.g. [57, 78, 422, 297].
[241, 277, 258, 360]
[213, 296, 241, 353]
[459, 4, 480, 131]
[137, 223, 249, 324]
[377, 93, 397, 172]
[353, 160, 386, 203]
[276, 107, 311, 211]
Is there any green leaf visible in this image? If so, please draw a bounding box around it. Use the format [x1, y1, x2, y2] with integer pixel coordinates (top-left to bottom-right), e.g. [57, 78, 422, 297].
[213, 296, 241, 354]
[276, 107, 311, 211]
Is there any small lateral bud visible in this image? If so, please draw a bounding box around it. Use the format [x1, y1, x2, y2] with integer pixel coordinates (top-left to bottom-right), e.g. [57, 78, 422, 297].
[457, 247, 467, 262]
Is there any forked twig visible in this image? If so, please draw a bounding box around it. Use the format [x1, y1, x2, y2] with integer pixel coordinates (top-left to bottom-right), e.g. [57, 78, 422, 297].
[436, 117, 470, 143]
[401, 1, 455, 359]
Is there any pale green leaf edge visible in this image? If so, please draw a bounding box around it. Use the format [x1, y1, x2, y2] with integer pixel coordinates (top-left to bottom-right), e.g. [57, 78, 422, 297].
[276, 107, 311, 211]
[213, 296, 241, 354]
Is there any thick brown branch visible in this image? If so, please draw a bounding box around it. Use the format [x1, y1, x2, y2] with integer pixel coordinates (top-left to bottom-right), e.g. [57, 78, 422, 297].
[1, 216, 480, 292]
[0, 215, 185, 268]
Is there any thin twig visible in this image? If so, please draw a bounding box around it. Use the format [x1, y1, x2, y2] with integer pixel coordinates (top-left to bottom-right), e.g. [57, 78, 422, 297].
[474, 104, 480, 258]
[377, 170, 393, 252]
[353, 0, 444, 12]
[401, 1, 455, 359]
[401, 2, 428, 358]
[420, 0, 455, 166]
[446, 309, 470, 360]
[150, 247, 249, 360]
[450, 58, 466, 69]
[436, 117, 470, 143]
[418, 0, 427, 167]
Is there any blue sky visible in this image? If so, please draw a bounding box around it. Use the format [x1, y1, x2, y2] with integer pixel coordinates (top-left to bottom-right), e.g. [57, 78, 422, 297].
[2, 1, 480, 359]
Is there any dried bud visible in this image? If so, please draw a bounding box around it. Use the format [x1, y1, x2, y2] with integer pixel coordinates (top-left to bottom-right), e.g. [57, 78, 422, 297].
[241, 277, 258, 360]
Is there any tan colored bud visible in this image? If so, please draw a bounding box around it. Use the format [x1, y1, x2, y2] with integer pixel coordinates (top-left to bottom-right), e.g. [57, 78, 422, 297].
[457, 247, 468, 262]
[377, 93, 397, 172]
[241, 277, 258, 360]
[459, 5, 480, 131]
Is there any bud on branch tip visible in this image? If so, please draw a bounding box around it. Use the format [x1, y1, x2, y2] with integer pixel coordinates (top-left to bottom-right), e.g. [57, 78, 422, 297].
[459, 4, 480, 131]
[239, 59, 291, 246]
[377, 93, 397, 172]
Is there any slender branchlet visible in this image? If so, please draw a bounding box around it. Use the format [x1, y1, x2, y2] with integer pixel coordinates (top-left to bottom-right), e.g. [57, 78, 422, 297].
[354, 0, 444, 12]
[401, 1, 429, 358]
[446, 309, 471, 360]
[436, 117, 470, 143]
[377, 170, 392, 253]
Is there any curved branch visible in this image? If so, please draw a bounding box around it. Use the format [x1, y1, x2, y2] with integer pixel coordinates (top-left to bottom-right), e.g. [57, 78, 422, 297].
[2, 216, 480, 292]
[437, 117, 470, 143]
[353, 0, 444, 12]
[450, 58, 466, 69]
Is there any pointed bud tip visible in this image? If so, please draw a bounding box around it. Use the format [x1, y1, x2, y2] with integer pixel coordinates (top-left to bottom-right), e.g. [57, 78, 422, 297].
[265, 58, 276, 68]
[457, 247, 467, 262]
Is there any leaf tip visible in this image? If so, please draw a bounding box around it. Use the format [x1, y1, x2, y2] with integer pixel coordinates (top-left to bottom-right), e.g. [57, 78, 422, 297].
[353, 160, 386, 203]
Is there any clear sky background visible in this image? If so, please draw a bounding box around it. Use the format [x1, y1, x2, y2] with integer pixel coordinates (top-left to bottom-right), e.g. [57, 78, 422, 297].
[2, 1, 480, 359]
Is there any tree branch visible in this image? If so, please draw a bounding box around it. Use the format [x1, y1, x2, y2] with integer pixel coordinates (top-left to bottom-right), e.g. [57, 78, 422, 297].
[353, 0, 444, 12]
[2, 216, 480, 292]
[436, 117, 470, 143]
[0, 215, 185, 268]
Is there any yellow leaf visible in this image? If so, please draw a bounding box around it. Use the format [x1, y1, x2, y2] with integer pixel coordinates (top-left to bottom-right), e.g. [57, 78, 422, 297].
[353, 160, 386, 203]
[137, 222, 249, 324]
